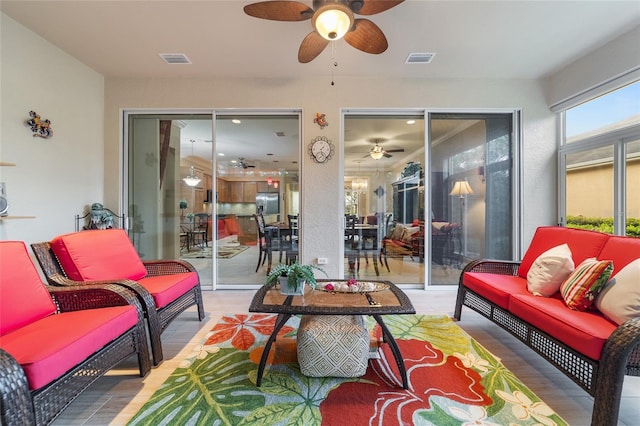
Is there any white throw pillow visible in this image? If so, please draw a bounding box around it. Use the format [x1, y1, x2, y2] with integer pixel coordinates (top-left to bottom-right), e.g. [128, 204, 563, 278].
[595, 258, 640, 325]
[527, 243, 575, 296]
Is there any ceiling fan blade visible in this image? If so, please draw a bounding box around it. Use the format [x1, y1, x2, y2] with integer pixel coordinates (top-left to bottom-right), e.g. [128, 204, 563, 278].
[383, 152, 393, 158]
[353, 0, 404, 16]
[298, 31, 329, 63]
[244, 1, 313, 21]
[344, 19, 388, 54]
[385, 148, 405, 153]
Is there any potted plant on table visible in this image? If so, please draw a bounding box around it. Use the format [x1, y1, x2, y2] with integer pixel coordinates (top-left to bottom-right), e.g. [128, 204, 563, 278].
[266, 261, 327, 295]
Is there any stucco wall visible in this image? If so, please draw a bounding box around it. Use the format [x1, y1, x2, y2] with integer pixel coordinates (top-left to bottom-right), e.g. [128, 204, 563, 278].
[104, 77, 556, 277]
[0, 13, 104, 246]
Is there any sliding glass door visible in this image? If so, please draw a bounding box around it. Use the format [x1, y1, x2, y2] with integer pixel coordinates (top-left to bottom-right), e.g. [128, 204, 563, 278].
[125, 110, 300, 290]
[343, 110, 517, 288]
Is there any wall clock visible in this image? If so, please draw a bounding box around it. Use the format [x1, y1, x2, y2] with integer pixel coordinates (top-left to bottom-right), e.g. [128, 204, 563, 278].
[309, 136, 334, 164]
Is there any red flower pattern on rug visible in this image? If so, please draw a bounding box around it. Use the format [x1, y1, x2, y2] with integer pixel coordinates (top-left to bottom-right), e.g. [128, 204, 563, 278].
[320, 337, 492, 425]
[205, 314, 294, 351]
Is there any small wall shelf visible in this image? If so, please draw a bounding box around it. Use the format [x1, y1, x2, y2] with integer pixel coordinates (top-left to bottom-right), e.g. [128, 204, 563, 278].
[0, 162, 34, 219]
[0, 216, 36, 220]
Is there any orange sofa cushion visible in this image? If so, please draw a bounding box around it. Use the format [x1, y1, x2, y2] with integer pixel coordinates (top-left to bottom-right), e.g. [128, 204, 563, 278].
[0, 306, 137, 390]
[462, 272, 529, 310]
[509, 292, 616, 360]
[0, 241, 56, 336]
[598, 235, 640, 275]
[50, 229, 147, 281]
[517, 227, 609, 279]
[138, 272, 199, 309]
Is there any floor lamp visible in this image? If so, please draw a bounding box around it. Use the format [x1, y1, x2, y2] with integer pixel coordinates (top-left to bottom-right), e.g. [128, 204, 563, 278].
[449, 179, 474, 261]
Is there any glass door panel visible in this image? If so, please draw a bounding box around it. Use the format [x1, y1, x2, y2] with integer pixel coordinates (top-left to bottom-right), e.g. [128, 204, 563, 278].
[430, 113, 514, 285]
[214, 113, 300, 288]
[126, 113, 214, 288]
[343, 114, 425, 286]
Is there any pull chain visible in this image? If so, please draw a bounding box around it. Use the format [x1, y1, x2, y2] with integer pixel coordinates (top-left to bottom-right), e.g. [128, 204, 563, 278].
[331, 42, 337, 86]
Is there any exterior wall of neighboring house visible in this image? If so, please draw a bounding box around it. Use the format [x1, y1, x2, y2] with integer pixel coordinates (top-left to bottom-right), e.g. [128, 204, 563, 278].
[567, 156, 640, 218]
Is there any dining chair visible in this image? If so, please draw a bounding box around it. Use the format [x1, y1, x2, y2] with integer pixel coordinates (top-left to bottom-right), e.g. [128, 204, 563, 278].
[284, 214, 299, 263]
[191, 213, 209, 248]
[179, 225, 190, 252]
[254, 213, 283, 273]
[344, 214, 360, 276]
[254, 213, 268, 272]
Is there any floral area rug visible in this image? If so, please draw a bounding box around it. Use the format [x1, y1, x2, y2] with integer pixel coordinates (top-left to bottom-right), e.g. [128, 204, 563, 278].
[127, 314, 568, 425]
[181, 245, 248, 259]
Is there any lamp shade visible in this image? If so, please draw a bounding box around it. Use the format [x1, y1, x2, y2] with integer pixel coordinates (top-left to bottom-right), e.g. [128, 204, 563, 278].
[449, 180, 474, 197]
[313, 3, 354, 41]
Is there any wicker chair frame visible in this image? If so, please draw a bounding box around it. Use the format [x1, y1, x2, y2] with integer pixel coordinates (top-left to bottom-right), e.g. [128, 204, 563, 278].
[453, 259, 640, 426]
[31, 242, 206, 367]
[0, 284, 151, 426]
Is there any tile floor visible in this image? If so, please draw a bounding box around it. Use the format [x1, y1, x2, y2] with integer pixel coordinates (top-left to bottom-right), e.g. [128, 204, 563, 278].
[50, 288, 640, 425]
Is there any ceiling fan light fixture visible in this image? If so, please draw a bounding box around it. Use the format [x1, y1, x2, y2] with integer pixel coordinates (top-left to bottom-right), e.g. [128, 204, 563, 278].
[370, 145, 384, 160]
[313, 3, 354, 41]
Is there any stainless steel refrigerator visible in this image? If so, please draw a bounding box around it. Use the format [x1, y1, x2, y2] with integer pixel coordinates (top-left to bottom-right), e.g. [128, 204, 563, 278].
[256, 192, 279, 215]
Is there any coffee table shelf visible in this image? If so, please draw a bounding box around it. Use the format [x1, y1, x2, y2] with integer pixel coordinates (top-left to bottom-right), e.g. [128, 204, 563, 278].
[249, 279, 415, 388]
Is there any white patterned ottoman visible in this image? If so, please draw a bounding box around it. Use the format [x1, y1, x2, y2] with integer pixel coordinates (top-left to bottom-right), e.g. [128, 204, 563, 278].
[296, 314, 370, 377]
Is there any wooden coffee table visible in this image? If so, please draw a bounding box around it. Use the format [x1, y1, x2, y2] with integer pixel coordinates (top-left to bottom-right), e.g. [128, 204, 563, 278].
[248, 279, 416, 389]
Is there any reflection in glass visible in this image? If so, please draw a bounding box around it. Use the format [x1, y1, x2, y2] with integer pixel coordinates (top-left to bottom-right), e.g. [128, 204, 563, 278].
[626, 139, 640, 236]
[566, 146, 614, 233]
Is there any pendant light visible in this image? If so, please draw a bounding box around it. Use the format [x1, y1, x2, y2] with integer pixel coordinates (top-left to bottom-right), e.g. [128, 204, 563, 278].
[183, 140, 201, 187]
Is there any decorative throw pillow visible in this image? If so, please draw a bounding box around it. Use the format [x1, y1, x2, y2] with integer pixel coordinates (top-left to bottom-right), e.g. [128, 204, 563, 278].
[391, 224, 405, 241]
[526, 243, 574, 296]
[401, 226, 420, 244]
[560, 257, 613, 311]
[595, 258, 640, 325]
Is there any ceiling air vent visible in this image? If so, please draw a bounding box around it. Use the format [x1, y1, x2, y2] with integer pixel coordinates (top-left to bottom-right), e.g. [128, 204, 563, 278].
[405, 53, 435, 64]
[159, 53, 191, 64]
[274, 131, 286, 137]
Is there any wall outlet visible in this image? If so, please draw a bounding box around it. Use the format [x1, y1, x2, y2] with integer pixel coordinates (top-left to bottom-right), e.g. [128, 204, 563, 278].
[317, 257, 328, 265]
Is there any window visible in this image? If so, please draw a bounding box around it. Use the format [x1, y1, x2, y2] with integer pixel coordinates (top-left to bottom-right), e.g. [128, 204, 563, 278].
[559, 81, 640, 237]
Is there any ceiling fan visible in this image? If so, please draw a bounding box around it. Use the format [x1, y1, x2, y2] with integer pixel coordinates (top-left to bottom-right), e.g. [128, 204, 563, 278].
[232, 158, 256, 169]
[243, 0, 405, 63]
[364, 139, 404, 159]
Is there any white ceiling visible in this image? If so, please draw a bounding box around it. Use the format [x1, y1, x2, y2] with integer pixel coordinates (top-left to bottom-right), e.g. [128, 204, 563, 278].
[3, 0, 638, 80]
[3, 1, 638, 174]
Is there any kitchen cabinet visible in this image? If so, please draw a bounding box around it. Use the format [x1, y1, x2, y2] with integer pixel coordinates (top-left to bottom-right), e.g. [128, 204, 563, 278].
[215, 179, 270, 203]
[217, 179, 230, 202]
[243, 181, 257, 202]
[228, 181, 244, 202]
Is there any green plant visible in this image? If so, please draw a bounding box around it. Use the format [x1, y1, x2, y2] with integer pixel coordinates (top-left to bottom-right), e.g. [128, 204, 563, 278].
[567, 215, 640, 238]
[265, 261, 327, 290]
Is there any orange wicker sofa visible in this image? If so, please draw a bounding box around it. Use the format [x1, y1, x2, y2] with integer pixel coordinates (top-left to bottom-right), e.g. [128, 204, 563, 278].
[0, 241, 150, 425]
[31, 229, 205, 367]
[454, 226, 640, 426]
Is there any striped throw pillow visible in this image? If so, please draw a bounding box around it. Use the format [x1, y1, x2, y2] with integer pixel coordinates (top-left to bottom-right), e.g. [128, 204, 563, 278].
[561, 258, 613, 311]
